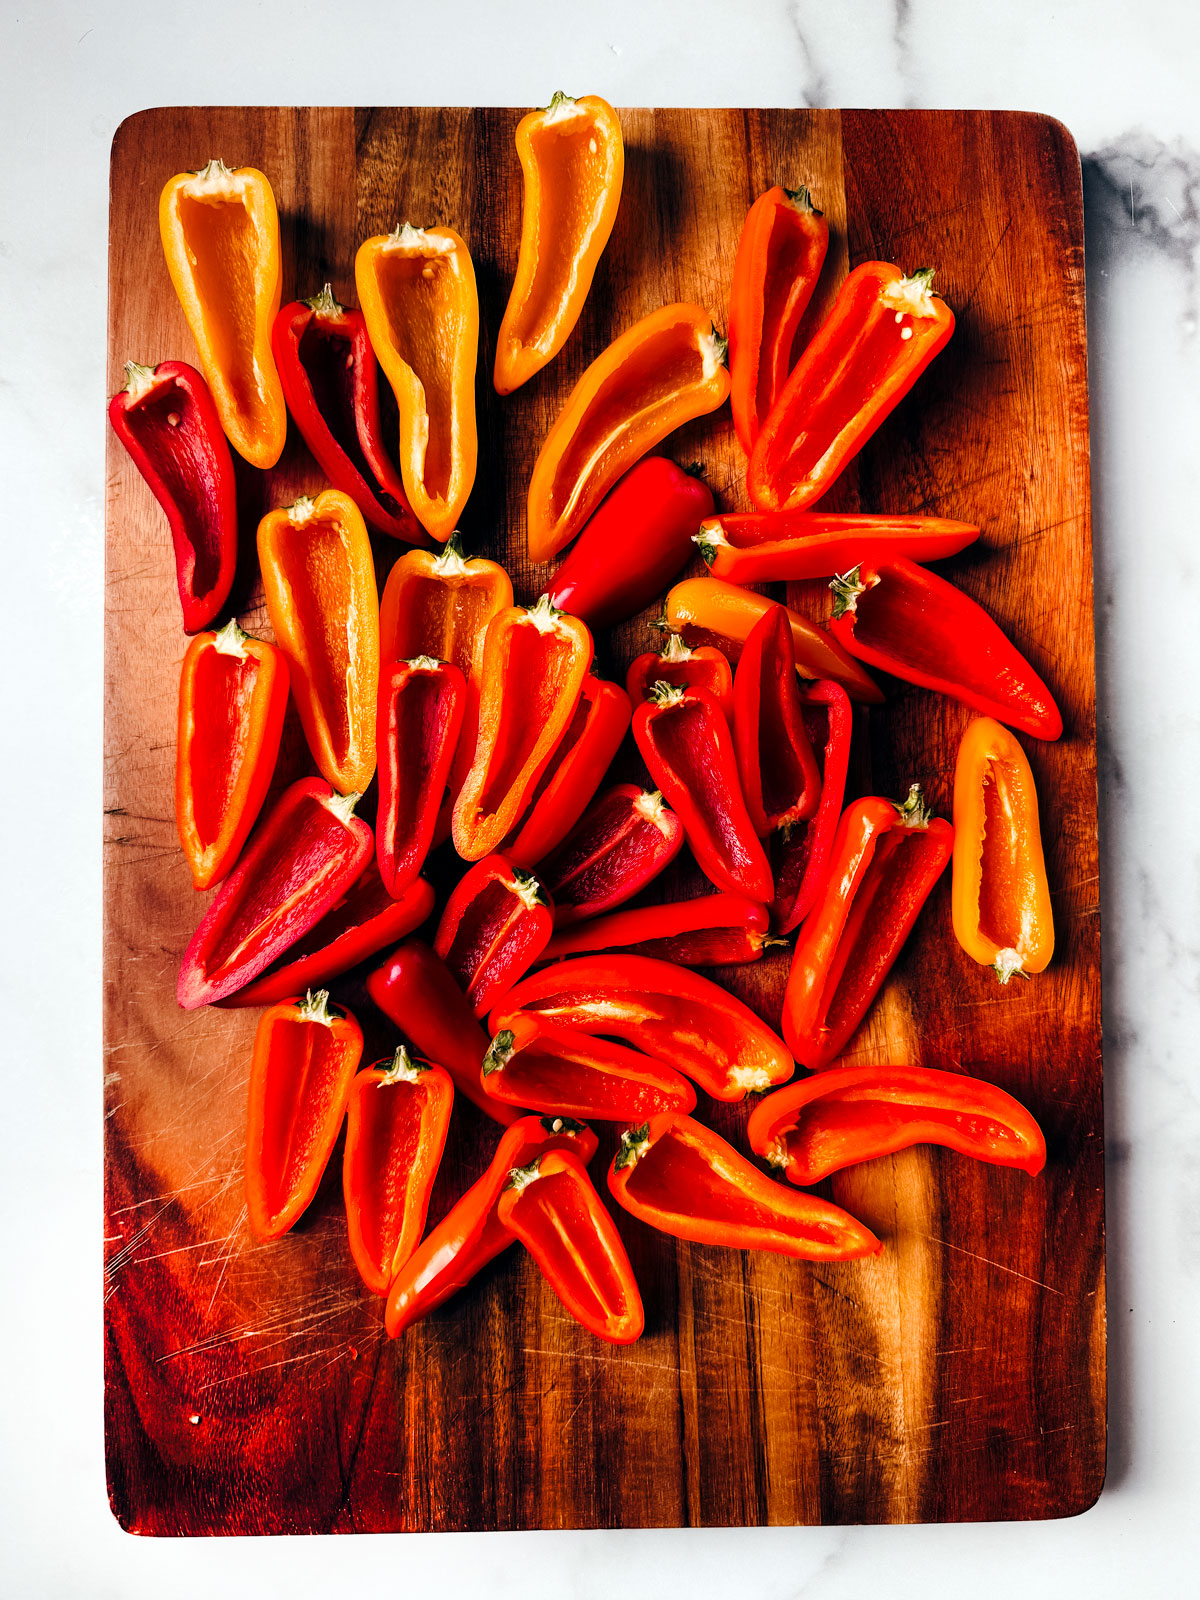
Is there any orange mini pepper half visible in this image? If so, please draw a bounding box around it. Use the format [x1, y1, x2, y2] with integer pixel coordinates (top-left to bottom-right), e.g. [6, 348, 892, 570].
[952, 716, 1055, 983]
[355, 224, 479, 541]
[257, 490, 380, 795]
[175, 619, 289, 891]
[495, 92, 624, 394]
[159, 159, 286, 469]
[526, 303, 731, 563]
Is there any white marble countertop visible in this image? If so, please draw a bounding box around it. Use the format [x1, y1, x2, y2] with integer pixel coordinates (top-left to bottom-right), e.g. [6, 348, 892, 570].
[2, 0, 1198, 1593]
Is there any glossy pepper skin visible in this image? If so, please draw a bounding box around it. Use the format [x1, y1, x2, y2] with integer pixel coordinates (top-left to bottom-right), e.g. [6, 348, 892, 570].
[498, 1150, 644, 1344]
[633, 682, 773, 901]
[224, 866, 434, 1008]
[539, 785, 685, 926]
[491, 953, 794, 1102]
[664, 576, 882, 704]
[270, 286, 423, 543]
[626, 632, 734, 725]
[108, 360, 239, 633]
[343, 1047, 454, 1295]
[505, 675, 631, 868]
[608, 1114, 880, 1260]
[694, 510, 979, 585]
[829, 557, 1062, 740]
[545, 458, 715, 629]
[452, 596, 594, 861]
[355, 224, 479, 541]
[178, 780, 373, 1009]
[377, 658, 465, 897]
[747, 1064, 1048, 1186]
[385, 1114, 599, 1336]
[159, 159, 286, 469]
[175, 620, 289, 891]
[768, 680, 852, 934]
[733, 604, 822, 837]
[434, 854, 554, 1017]
[366, 940, 519, 1125]
[728, 185, 829, 455]
[952, 716, 1055, 982]
[747, 263, 955, 513]
[542, 893, 775, 968]
[482, 1014, 696, 1122]
[244, 990, 363, 1240]
[527, 303, 731, 563]
[495, 92, 624, 394]
[782, 786, 953, 1069]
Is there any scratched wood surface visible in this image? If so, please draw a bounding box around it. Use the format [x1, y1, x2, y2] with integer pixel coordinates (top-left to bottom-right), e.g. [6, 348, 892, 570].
[104, 108, 1103, 1532]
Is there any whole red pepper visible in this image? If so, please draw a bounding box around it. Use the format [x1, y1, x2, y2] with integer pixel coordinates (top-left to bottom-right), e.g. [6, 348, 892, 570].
[542, 893, 775, 967]
[376, 656, 465, 897]
[434, 854, 555, 1017]
[633, 682, 773, 901]
[625, 631, 734, 724]
[481, 1014, 696, 1122]
[543, 457, 716, 628]
[768, 679, 852, 933]
[108, 359, 238, 633]
[177, 779, 373, 1009]
[694, 510, 979, 584]
[539, 785, 685, 926]
[782, 786, 954, 1069]
[828, 557, 1063, 740]
[733, 604, 822, 837]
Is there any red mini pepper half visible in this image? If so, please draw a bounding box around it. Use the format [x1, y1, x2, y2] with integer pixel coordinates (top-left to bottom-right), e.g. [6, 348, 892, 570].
[434, 854, 555, 1017]
[828, 557, 1063, 741]
[385, 1114, 599, 1336]
[244, 990, 363, 1241]
[539, 785, 685, 927]
[768, 679, 852, 933]
[633, 682, 773, 901]
[733, 604, 822, 837]
[694, 510, 979, 585]
[108, 359, 238, 633]
[608, 1114, 880, 1259]
[491, 953, 794, 1102]
[544, 457, 716, 628]
[271, 286, 424, 542]
[376, 656, 465, 897]
[626, 632, 734, 725]
[482, 1014, 696, 1122]
[177, 779, 373, 1009]
[747, 263, 955, 513]
[542, 893, 774, 967]
[498, 1149, 644, 1344]
[782, 786, 953, 1069]
[366, 940, 518, 1125]
[746, 1064, 1047, 1185]
[343, 1046, 454, 1294]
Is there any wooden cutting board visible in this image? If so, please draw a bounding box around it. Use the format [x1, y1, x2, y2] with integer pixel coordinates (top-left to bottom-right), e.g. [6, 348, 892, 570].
[104, 107, 1104, 1532]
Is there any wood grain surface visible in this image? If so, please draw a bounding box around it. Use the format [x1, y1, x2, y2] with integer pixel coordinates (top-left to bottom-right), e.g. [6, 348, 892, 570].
[104, 107, 1104, 1532]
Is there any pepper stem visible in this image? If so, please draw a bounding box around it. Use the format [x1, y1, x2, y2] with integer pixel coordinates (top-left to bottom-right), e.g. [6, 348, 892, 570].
[659, 632, 694, 664]
[614, 1124, 651, 1171]
[303, 282, 345, 316]
[322, 789, 362, 826]
[829, 566, 872, 618]
[405, 654, 442, 671]
[524, 592, 566, 636]
[648, 679, 687, 707]
[539, 1115, 588, 1136]
[881, 267, 940, 317]
[482, 1029, 516, 1077]
[193, 157, 234, 182]
[377, 1044, 428, 1085]
[121, 360, 159, 401]
[285, 494, 317, 525]
[761, 935, 792, 951]
[634, 790, 672, 836]
[509, 870, 546, 911]
[893, 783, 934, 829]
[993, 948, 1031, 985]
[210, 617, 249, 658]
[700, 325, 730, 376]
[504, 1156, 545, 1192]
[784, 185, 821, 215]
[650, 608, 674, 634]
[693, 522, 727, 567]
[433, 531, 471, 576]
[294, 989, 336, 1027]
[540, 90, 579, 118]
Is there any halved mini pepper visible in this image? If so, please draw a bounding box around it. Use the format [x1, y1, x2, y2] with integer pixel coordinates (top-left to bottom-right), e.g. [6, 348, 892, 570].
[452, 595, 594, 861]
[746, 1064, 1048, 1185]
[258, 490, 380, 793]
[270, 285, 423, 542]
[728, 185, 829, 455]
[782, 786, 953, 1069]
[633, 682, 773, 901]
[608, 1114, 880, 1259]
[664, 576, 882, 704]
[747, 263, 955, 513]
[539, 785, 685, 926]
[952, 716, 1055, 982]
[491, 953, 794, 1101]
[527, 303, 731, 563]
[108, 360, 239, 633]
[768, 679, 852, 934]
[377, 657, 465, 897]
[343, 1046, 454, 1294]
[175, 619, 289, 891]
[434, 854, 554, 1017]
[694, 510, 980, 585]
[386, 1114, 599, 1336]
[828, 557, 1063, 740]
[625, 632, 734, 724]
[542, 894, 775, 967]
[733, 604, 822, 837]
[497, 1149, 644, 1344]
[494, 92, 624, 394]
[159, 159, 286, 469]
[482, 1014, 696, 1122]
[244, 990, 363, 1241]
[178, 779, 373, 1009]
[355, 223, 479, 540]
